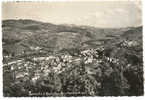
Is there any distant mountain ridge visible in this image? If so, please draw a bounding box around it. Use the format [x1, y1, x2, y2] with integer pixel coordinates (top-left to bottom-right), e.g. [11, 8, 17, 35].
[2, 19, 142, 57]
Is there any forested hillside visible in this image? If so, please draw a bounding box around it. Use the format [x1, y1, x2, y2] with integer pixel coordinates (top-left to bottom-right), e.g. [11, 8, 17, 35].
[3, 19, 143, 96]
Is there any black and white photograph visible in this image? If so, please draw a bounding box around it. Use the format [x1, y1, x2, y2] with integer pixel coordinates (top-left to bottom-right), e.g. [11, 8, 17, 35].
[1, 0, 144, 97]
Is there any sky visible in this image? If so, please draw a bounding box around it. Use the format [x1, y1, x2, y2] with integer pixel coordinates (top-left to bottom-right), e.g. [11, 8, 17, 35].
[2, 0, 142, 28]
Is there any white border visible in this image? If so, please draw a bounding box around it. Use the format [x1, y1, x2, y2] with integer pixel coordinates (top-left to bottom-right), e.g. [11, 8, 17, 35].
[1, 0, 143, 2]
[0, 0, 144, 100]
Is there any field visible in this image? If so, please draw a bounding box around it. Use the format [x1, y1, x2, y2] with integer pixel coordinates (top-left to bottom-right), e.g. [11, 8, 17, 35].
[2, 19, 143, 96]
